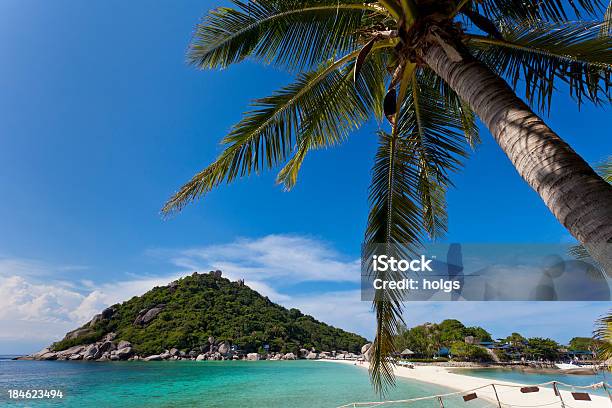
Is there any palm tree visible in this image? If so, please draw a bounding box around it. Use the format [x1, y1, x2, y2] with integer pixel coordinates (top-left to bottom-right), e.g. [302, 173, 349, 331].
[594, 310, 612, 361]
[163, 0, 612, 391]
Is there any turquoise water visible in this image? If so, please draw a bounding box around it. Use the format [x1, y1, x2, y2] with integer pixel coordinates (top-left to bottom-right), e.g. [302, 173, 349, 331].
[0, 359, 478, 407]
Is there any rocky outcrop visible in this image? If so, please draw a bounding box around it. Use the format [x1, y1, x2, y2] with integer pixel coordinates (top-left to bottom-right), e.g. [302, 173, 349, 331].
[19, 341, 372, 363]
[133, 304, 165, 326]
[306, 352, 318, 360]
[283, 352, 296, 360]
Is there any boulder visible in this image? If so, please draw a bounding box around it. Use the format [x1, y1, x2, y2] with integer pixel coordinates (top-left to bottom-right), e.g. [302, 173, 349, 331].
[246, 353, 259, 361]
[117, 340, 132, 349]
[115, 347, 133, 360]
[188, 350, 199, 358]
[133, 305, 164, 326]
[364, 345, 374, 362]
[159, 350, 171, 360]
[169, 348, 180, 357]
[99, 341, 115, 353]
[196, 354, 206, 361]
[57, 345, 84, 358]
[68, 354, 82, 360]
[218, 342, 230, 354]
[39, 351, 58, 360]
[306, 352, 318, 360]
[299, 348, 309, 358]
[283, 353, 296, 360]
[361, 343, 371, 354]
[63, 327, 94, 341]
[144, 355, 162, 361]
[83, 345, 99, 360]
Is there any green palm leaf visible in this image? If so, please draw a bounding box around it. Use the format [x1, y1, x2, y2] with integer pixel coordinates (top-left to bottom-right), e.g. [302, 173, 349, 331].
[277, 50, 389, 189]
[594, 310, 612, 360]
[189, 0, 383, 71]
[163, 47, 391, 214]
[366, 70, 475, 392]
[467, 21, 612, 110]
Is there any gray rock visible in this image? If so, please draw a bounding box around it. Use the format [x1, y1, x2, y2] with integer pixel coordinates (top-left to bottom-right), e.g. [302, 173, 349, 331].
[283, 353, 296, 360]
[306, 352, 318, 360]
[133, 305, 165, 326]
[117, 340, 132, 349]
[99, 341, 115, 353]
[115, 347, 133, 359]
[246, 353, 259, 361]
[64, 327, 94, 341]
[57, 345, 84, 358]
[144, 354, 162, 361]
[169, 348, 180, 356]
[196, 354, 206, 361]
[188, 350, 198, 358]
[218, 342, 230, 354]
[361, 343, 371, 354]
[39, 352, 58, 360]
[160, 350, 171, 360]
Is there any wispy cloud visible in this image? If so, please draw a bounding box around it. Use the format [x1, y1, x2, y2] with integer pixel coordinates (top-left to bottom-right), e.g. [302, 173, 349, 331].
[153, 234, 361, 284]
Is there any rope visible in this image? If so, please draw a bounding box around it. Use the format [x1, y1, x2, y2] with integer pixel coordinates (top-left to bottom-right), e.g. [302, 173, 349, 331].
[337, 381, 612, 408]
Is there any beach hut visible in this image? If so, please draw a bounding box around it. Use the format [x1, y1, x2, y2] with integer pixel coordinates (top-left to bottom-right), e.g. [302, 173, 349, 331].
[400, 349, 415, 358]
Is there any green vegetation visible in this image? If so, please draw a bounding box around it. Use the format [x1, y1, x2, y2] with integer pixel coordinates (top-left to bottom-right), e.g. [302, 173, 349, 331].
[395, 319, 491, 357]
[394, 320, 601, 363]
[449, 341, 490, 361]
[52, 273, 367, 355]
[523, 338, 561, 361]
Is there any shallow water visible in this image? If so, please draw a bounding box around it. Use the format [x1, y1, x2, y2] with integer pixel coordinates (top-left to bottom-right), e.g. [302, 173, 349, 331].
[0, 360, 474, 407]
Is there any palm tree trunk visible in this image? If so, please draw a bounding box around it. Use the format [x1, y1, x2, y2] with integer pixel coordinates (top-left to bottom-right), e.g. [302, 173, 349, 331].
[421, 43, 612, 273]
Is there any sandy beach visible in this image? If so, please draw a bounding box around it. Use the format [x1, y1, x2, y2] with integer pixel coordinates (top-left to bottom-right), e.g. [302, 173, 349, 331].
[325, 360, 611, 407]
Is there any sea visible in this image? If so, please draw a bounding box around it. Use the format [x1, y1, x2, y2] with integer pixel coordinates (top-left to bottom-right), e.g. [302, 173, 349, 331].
[0, 356, 607, 407]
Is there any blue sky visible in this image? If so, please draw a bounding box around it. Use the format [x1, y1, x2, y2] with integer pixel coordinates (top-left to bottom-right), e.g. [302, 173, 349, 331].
[0, 0, 609, 354]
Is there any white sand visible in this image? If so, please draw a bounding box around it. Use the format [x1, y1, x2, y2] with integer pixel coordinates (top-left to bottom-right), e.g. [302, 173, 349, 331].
[324, 360, 611, 407]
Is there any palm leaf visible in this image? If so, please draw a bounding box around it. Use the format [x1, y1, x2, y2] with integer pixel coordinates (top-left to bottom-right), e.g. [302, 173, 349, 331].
[277, 49, 389, 189]
[163, 46, 392, 213]
[594, 310, 612, 360]
[189, 0, 383, 71]
[467, 21, 612, 111]
[366, 70, 475, 392]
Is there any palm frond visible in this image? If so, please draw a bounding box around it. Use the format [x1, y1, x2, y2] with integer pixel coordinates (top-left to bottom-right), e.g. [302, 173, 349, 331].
[598, 156, 612, 182]
[365, 70, 475, 392]
[366, 131, 419, 394]
[163, 47, 391, 214]
[189, 0, 384, 71]
[467, 21, 612, 111]
[604, 0, 612, 35]
[594, 310, 612, 360]
[277, 49, 389, 190]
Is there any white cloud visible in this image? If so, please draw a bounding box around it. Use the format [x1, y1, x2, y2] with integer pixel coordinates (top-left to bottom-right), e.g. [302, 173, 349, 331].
[158, 234, 361, 283]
